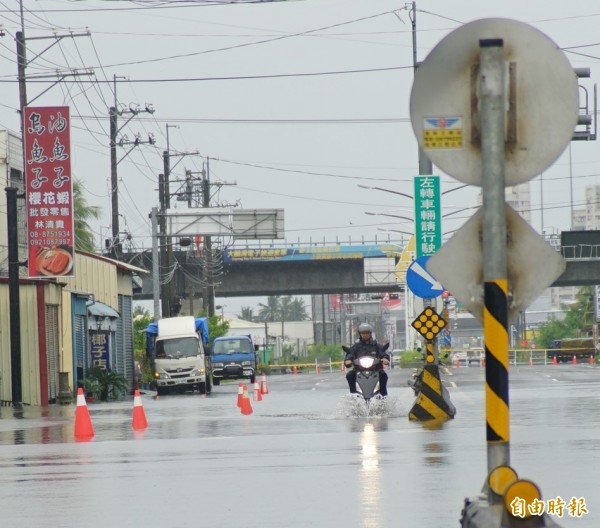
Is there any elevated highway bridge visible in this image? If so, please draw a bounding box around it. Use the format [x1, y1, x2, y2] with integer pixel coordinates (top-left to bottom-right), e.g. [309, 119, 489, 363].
[130, 232, 600, 300]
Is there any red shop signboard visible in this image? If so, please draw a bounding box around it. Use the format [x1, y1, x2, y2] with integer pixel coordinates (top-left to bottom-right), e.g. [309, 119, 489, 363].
[23, 106, 75, 278]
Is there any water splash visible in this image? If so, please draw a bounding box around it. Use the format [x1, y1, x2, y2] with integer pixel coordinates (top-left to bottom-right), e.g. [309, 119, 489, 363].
[337, 394, 402, 418]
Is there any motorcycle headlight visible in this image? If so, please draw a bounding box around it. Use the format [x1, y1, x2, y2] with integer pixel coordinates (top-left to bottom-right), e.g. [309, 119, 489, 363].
[358, 357, 375, 368]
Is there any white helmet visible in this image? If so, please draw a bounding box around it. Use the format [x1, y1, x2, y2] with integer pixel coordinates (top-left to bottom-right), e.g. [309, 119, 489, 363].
[358, 323, 372, 334]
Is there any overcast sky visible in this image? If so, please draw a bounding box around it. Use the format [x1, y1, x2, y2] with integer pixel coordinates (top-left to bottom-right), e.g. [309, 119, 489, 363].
[1, 0, 599, 316]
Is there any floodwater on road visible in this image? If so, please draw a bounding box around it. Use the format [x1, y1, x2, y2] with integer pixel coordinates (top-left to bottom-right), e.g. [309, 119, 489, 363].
[0, 365, 598, 528]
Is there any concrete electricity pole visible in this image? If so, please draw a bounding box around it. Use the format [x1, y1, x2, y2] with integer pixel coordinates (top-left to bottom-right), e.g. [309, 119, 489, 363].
[202, 159, 215, 317]
[109, 77, 155, 259]
[13, 23, 90, 406]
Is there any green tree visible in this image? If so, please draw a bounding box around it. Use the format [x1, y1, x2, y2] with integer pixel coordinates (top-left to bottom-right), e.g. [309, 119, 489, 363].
[257, 296, 309, 322]
[133, 307, 154, 383]
[195, 310, 229, 344]
[257, 296, 282, 322]
[537, 287, 594, 347]
[257, 296, 309, 341]
[289, 297, 309, 321]
[238, 306, 255, 321]
[133, 307, 153, 353]
[73, 180, 101, 252]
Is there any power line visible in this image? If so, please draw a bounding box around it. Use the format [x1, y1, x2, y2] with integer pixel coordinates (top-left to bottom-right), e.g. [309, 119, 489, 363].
[0, 64, 412, 82]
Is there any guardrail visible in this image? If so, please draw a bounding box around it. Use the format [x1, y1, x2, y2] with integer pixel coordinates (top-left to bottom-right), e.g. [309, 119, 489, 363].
[447, 349, 550, 366]
[561, 243, 600, 260]
[266, 348, 595, 374]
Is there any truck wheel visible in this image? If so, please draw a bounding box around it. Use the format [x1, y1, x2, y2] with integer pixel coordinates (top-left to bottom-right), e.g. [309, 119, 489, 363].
[199, 382, 207, 395]
[157, 386, 168, 396]
[205, 376, 212, 394]
[213, 378, 220, 386]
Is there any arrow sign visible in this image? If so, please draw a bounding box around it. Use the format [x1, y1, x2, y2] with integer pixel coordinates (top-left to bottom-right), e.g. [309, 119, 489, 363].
[406, 256, 444, 298]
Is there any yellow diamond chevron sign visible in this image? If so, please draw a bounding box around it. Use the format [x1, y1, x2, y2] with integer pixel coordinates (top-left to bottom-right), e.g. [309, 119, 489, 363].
[411, 307, 447, 341]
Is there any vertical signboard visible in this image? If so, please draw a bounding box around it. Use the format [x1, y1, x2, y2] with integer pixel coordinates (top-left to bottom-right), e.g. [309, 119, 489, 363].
[24, 106, 74, 278]
[414, 175, 441, 258]
[90, 331, 110, 370]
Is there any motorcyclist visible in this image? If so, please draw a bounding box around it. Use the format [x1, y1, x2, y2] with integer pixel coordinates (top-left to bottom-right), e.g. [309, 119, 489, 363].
[344, 323, 390, 397]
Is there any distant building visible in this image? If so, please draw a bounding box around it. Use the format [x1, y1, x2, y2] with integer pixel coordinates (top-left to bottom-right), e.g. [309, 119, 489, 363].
[553, 184, 600, 308]
[572, 184, 600, 230]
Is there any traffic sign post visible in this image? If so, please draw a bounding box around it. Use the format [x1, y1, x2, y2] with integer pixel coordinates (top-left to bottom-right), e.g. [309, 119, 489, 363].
[410, 17, 577, 528]
[406, 255, 444, 365]
[408, 306, 456, 422]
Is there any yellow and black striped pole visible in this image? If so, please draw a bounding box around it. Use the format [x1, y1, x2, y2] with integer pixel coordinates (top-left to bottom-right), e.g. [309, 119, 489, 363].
[484, 279, 509, 468]
[480, 38, 510, 472]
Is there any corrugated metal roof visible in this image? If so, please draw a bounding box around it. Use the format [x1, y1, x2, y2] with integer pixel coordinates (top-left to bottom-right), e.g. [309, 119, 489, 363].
[75, 251, 149, 275]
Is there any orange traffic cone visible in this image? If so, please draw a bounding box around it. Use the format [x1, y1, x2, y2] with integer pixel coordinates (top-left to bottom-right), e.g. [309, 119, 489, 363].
[528, 356, 533, 367]
[590, 354, 595, 366]
[253, 380, 262, 401]
[237, 383, 244, 408]
[572, 354, 578, 365]
[552, 355, 558, 365]
[240, 385, 253, 415]
[454, 355, 460, 368]
[74, 387, 94, 441]
[260, 373, 269, 395]
[292, 366, 298, 375]
[132, 389, 148, 430]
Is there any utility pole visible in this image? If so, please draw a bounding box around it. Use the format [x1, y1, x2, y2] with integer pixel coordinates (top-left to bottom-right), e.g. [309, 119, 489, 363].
[202, 159, 215, 317]
[108, 78, 155, 259]
[158, 172, 170, 318]
[159, 125, 199, 317]
[6, 188, 23, 406]
[16, 32, 27, 129]
[151, 207, 160, 320]
[14, 23, 90, 406]
[409, 2, 433, 176]
[162, 147, 176, 316]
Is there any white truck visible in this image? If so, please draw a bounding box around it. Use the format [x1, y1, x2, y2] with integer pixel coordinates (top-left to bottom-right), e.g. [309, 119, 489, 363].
[146, 316, 211, 396]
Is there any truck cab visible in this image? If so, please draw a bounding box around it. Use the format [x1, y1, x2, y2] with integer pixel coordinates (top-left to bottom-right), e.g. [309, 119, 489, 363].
[146, 316, 211, 396]
[211, 335, 258, 385]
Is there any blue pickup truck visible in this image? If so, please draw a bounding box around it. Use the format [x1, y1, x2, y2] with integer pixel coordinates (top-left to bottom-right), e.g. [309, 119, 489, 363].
[210, 335, 258, 386]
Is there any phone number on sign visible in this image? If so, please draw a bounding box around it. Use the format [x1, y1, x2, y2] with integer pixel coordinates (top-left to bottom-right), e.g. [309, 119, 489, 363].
[30, 239, 71, 246]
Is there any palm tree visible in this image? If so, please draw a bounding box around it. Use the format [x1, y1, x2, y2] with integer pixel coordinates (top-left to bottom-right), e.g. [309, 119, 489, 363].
[257, 296, 309, 340]
[289, 298, 309, 321]
[238, 306, 255, 321]
[257, 296, 282, 322]
[73, 180, 101, 252]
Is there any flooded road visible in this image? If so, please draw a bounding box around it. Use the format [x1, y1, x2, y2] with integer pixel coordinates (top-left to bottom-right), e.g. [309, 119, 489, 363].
[0, 364, 598, 527]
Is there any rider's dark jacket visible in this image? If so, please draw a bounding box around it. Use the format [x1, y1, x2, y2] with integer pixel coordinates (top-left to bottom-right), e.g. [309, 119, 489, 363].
[345, 338, 390, 371]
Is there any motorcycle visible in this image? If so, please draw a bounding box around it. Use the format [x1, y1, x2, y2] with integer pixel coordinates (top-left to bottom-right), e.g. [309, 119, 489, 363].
[342, 343, 389, 404]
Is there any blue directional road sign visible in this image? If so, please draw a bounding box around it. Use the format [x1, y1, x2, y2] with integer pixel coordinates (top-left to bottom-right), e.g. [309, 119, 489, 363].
[406, 255, 444, 299]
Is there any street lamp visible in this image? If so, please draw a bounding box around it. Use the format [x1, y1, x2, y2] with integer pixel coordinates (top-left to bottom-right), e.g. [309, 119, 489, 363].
[357, 184, 413, 201]
[357, 182, 469, 198]
[365, 211, 414, 223]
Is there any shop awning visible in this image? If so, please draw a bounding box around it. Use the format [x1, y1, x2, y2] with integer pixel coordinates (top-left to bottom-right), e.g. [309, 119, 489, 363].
[87, 301, 120, 319]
